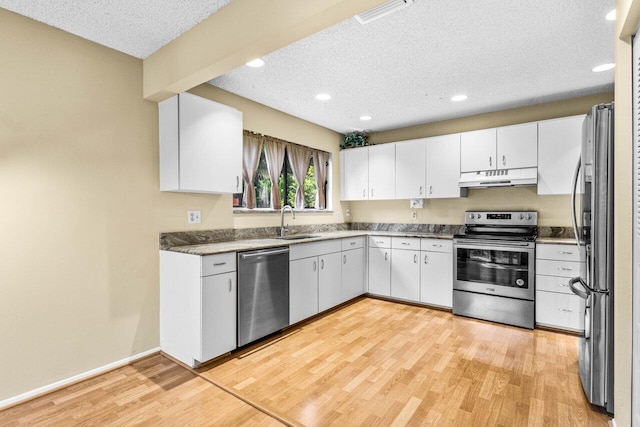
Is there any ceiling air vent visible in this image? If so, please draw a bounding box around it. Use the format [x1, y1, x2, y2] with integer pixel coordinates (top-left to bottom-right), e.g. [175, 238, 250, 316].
[355, 0, 413, 25]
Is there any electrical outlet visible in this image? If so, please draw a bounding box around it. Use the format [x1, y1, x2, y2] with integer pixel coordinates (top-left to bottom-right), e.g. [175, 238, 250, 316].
[411, 211, 417, 220]
[346, 209, 351, 217]
[336, 212, 342, 221]
[188, 210, 201, 224]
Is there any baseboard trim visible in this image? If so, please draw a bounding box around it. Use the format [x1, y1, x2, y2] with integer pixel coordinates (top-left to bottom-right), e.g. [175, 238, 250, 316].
[0, 347, 161, 410]
[610, 418, 616, 427]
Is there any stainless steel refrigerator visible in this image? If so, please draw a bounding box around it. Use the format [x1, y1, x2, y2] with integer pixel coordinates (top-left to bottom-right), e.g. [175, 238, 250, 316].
[569, 102, 614, 413]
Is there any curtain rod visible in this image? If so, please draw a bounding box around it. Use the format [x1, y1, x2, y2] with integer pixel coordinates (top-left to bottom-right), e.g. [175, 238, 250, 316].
[243, 130, 330, 155]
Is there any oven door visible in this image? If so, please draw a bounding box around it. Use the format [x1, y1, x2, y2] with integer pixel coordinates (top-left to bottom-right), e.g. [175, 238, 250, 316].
[453, 239, 535, 300]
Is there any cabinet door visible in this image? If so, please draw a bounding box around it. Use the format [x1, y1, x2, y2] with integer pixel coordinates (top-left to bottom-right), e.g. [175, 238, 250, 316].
[289, 257, 319, 324]
[318, 252, 343, 311]
[390, 249, 420, 301]
[178, 93, 242, 193]
[460, 128, 496, 172]
[426, 133, 465, 199]
[537, 115, 584, 195]
[342, 248, 365, 301]
[420, 251, 453, 308]
[342, 147, 369, 200]
[201, 272, 236, 363]
[395, 139, 426, 199]
[496, 122, 537, 169]
[368, 246, 391, 296]
[368, 143, 396, 200]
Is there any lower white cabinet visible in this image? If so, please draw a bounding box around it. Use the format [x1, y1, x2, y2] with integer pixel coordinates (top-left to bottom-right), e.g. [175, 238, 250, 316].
[390, 238, 421, 301]
[535, 243, 585, 332]
[419, 239, 453, 308]
[160, 251, 237, 367]
[342, 248, 365, 301]
[289, 257, 319, 324]
[368, 236, 392, 296]
[318, 252, 343, 312]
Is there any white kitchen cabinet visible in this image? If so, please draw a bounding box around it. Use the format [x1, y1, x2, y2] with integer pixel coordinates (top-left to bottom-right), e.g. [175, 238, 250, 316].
[368, 143, 396, 200]
[318, 251, 343, 311]
[537, 115, 585, 195]
[342, 247, 365, 301]
[460, 128, 497, 172]
[368, 236, 392, 296]
[159, 92, 242, 194]
[425, 133, 467, 199]
[535, 243, 585, 332]
[390, 237, 421, 301]
[496, 122, 538, 169]
[160, 251, 237, 367]
[420, 239, 453, 308]
[395, 139, 426, 199]
[341, 146, 369, 200]
[289, 257, 319, 324]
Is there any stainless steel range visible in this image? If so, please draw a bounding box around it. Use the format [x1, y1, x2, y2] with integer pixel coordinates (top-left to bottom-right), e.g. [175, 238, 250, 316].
[453, 211, 537, 329]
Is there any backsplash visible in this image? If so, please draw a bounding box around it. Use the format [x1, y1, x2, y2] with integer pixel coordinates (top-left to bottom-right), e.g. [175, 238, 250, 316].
[348, 222, 465, 235]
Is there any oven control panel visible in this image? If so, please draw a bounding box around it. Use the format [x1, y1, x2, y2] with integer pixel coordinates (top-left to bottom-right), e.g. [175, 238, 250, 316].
[465, 211, 537, 226]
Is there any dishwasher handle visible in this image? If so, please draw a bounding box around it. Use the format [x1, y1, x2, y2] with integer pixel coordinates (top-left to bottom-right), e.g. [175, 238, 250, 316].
[239, 247, 290, 260]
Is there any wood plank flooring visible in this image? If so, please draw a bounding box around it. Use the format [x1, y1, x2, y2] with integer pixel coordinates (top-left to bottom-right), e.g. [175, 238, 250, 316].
[1, 298, 611, 426]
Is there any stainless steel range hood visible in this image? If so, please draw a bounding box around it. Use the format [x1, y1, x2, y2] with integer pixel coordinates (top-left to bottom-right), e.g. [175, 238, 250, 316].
[458, 167, 537, 188]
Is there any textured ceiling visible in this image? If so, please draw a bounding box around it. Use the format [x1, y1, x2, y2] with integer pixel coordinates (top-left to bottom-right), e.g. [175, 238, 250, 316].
[210, 0, 615, 133]
[0, 0, 232, 59]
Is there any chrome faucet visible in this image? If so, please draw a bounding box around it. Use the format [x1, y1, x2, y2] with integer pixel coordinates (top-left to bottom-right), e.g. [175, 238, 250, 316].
[280, 205, 295, 237]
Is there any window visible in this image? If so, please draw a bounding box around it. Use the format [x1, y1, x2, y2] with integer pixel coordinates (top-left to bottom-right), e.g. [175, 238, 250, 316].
[243, 134, 329, 210]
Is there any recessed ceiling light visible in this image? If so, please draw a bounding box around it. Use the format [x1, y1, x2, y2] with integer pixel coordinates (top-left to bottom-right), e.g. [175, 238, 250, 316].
[592, 63, 615, 72]
[360, 115, 372, 121]
[606, 9, 616, 21]
[246, 58, 265, 68]
[315, 93, 331, 101]
[451, 94, 468, 102]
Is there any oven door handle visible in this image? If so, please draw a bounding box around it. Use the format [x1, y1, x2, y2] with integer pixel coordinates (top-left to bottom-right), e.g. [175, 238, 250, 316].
[454, 239, 533, 248]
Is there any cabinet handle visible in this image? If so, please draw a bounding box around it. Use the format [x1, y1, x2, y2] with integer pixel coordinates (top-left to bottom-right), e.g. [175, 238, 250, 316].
[489, 156, 492, 167]
[384, 252, 388, 261]
[321, 259, 324, 270]
[343, 255, 347, 264]
[502, 155, 506, 166]
[350, 241, 356, 246]
[557, 308, 573, 313]
[558, 251, 574, 255]
[419, 186, 423, 196]
[558, 267, 573, 271]
[424, 254, 429, 264]
[557, 283, 568, 288]
[228, 278, 232, 292]
[376, 240, 384, 244]
[371, 188, 374, 197]
[363, 188, 366, 197]
[213, 262, 227, 267]
[313, 261, 317, 271]
[401, 242, 410, 246]
[236, 176, 240, 190]
[429, 185, 433, 195]
[414, 254, 417, 263]
[432, 243, 442, 248]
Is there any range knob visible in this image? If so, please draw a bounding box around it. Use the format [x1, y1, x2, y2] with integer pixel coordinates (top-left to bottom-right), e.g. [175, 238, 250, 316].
[526, 214, 532, 221]
[468, 213, 475, 220]
[518, 214, 524, 220]
[477, 213, 482, 219]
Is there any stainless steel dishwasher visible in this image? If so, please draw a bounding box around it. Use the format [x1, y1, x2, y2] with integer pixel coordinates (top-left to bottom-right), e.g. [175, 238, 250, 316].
[237, 247, 290, 347]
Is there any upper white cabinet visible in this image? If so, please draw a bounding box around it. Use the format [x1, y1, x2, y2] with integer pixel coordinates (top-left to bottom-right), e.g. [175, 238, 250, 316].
[395, 139, 426, 199]
[496, 122, 538, 169]
[425, 134, 467, 199]
[460, 128, 497, 172]
[537, 115, 585, 195]
[368, 144, 396, 200]
[341, 146, 369, 201]
[159, 92, 242, 194]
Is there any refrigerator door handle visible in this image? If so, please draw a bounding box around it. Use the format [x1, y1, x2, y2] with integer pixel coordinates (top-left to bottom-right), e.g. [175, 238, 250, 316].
[571, 156, 581, 247]
[569, 277, 590, 300]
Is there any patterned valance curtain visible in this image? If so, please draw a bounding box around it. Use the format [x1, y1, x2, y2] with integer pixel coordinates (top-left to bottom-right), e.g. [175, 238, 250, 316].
[312, 150, 329, 209]
[263, 138, 286, 210]
[242, 132, 263, 209]
[286, 143, 311, 209]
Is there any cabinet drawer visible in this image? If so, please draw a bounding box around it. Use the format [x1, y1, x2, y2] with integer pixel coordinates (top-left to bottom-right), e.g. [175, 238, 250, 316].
[342, 237, 365, 251]
[420, 238, 452, 253]
[392, 237, 420, 251]
[536, 259, 583, 278]
[536, 244, 581, 262]
[201, 252, 236, 276]
[536, 290, 584, 331]
[290, 239, 342, 260]
[536, 274, 573, 295]
[369, 235, 391, 248]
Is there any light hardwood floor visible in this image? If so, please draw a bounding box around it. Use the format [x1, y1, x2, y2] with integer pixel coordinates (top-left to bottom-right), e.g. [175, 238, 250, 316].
[1, 298, 611, 426]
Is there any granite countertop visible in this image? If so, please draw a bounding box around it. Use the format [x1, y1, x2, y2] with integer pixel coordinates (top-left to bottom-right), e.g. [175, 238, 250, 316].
[166, 230, 454, 256]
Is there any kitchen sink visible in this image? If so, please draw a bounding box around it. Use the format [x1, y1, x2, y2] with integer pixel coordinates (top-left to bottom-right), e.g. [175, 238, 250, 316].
[276, 233, 321, 240]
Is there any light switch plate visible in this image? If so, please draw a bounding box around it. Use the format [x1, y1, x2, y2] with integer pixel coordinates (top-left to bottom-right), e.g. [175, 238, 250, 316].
[188, 210, 201, 224]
